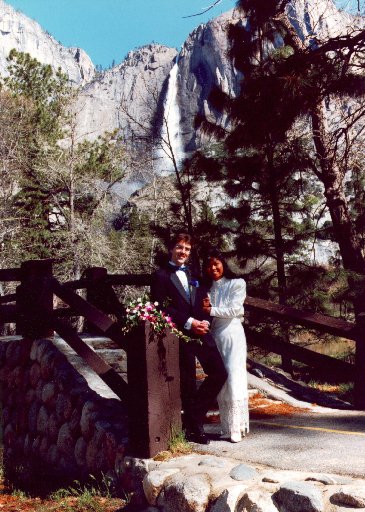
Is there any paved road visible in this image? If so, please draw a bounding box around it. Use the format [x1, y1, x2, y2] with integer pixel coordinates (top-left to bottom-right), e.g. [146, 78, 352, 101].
[200, 368, 365, 478]
[203, 408, 365, 478]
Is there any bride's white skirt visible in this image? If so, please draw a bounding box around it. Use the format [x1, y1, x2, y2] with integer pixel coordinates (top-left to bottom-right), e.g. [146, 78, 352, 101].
[211, 317, 249, 437]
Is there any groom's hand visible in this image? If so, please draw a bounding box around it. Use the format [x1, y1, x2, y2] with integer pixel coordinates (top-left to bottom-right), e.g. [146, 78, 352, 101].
[191, 319, 210, 335]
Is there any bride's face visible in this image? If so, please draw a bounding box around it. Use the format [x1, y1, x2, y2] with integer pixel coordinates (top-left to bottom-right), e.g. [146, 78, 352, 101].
[206, 257, 224, 281]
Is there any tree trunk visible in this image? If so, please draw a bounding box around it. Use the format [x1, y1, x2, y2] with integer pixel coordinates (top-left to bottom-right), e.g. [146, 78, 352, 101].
[311, 102, 365, 276]
[268, 149, 293, 372]
[269, 172, 287, 303]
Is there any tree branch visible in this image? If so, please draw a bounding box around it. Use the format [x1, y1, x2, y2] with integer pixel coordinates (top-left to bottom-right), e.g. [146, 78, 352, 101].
[183, 0, 223, 18]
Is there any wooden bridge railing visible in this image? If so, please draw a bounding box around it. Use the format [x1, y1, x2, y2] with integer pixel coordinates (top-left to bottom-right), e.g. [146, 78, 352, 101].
[0, 259, 180, 457]
[244, 296, 364, 406]
[0, 258, 365, 454]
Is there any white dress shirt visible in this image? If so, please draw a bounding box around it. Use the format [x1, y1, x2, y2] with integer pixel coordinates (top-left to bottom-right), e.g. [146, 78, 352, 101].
[169, 261, 193, 330]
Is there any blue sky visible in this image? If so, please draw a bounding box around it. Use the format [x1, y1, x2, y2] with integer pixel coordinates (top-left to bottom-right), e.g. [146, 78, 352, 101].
[5, 0, 236, 68]
[5, 0, 361, 68]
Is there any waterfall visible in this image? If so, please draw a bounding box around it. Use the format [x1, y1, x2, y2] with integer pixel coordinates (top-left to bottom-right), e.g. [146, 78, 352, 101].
[155, 58, 185, 175]
[312, 239, 338, 265]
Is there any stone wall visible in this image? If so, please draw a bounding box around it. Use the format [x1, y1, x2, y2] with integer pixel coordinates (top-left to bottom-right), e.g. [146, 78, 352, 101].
[0, 337, 131, 493]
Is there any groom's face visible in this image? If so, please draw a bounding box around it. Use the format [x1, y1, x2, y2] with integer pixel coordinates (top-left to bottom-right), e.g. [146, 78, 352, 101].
[171, 241, 191, 266]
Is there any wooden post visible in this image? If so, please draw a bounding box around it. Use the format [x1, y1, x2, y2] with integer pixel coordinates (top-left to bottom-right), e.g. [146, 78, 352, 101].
[127, 321, 181, 458]
[85, 267, 108, 334]
[84, 267, 126, 332]
[16, 259, 53, 338]
[354, 313, 365, 409]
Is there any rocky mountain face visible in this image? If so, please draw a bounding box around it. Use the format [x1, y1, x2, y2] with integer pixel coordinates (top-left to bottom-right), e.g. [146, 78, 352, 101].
[75, 0, 363, 154]
[72, 8, 245, 153]
[176, 9, 243, 152]
[0, 0, 362, 194]
[175, 0, 363, 153]
[0, 0, 94, 82]
[75, 44, 178, 141]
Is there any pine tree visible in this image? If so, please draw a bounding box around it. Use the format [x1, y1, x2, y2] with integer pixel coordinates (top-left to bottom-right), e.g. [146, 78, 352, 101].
[195, 0, 365, 314]
[195, 34, 322, 307]
[3, 49, 70, 260]
[231, 0, 365, 313]
[1, 50, 127, 278]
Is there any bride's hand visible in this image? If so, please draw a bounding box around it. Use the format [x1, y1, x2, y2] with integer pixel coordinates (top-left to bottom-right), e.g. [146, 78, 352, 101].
[202, 297, 211, 314]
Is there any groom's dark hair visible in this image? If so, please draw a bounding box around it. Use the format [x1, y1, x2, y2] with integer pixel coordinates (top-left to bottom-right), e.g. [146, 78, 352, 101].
[169, 232, 193, 249]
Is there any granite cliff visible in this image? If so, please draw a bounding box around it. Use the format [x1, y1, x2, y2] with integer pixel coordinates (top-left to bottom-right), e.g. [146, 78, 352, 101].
[75, 44, 178, 141]
[0, 0, 94, 82]
[0, 0, 362, 186]
[74, 0, 363, 155]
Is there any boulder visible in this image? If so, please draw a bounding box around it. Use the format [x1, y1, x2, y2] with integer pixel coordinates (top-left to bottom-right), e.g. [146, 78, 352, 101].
[143, 468, 181, 505]
[331, 486, 365, 508]
[273, 481, 324, 512]
[157, 472, 211, 512]
[210, 484, 247, 512]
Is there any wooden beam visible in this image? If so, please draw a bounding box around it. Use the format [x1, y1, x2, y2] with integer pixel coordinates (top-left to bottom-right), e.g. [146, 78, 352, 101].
[85, 267, 125, 325]
[0, 293, 17, 304]
[107, 273, 151, 287]
[245, 296, 359, 341]
[52, 278, 114, 331]
[0, 304, 17, 323]
[52, 318, 128, 400]
[354, 314, 365, 408]
[246, 327, 354, 381]
[54, 307, 74, 318]
[63, 278, 88, 290]
[0, 268, 21, 281]
[17, 260, 54, 338]
[51, 278, 127, 350]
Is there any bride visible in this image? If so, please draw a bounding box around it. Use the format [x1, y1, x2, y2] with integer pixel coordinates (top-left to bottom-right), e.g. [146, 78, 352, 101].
[202, 250, 249, 443]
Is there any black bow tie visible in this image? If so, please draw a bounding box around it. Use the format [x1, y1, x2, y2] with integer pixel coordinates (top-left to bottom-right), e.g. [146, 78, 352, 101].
[169, 263, 187, 272]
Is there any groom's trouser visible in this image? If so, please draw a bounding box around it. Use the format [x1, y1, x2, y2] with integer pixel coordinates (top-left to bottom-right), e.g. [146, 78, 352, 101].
[180, 334, 227, 427]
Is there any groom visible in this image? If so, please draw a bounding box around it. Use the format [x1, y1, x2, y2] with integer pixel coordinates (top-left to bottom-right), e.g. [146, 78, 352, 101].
[151, 233, 227, 444]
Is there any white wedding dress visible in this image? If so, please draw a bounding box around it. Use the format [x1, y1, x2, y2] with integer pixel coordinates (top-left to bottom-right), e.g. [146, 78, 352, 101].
[208, 277, 249, 440]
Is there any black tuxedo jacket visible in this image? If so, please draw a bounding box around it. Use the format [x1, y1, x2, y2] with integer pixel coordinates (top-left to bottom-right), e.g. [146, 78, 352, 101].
[151, 265, 209, 334]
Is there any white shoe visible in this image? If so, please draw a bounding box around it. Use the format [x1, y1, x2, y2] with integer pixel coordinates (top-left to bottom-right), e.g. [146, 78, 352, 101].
[230, 433, 242, 443]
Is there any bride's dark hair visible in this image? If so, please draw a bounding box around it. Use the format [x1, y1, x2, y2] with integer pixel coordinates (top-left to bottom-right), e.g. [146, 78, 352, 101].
[202, 249, 238, 286]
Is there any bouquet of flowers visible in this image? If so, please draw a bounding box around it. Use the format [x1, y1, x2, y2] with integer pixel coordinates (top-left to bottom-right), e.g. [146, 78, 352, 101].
[122, 297, 194, 343]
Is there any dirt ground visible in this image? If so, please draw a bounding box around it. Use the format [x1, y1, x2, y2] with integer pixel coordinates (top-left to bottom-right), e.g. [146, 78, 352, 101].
[0, 494, 127, 512]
